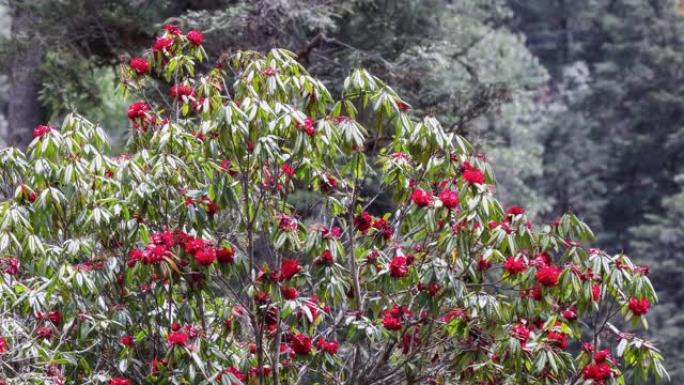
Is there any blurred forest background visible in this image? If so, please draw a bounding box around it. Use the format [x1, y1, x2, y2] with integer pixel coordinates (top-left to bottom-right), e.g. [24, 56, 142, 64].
[0, 0, 682, 382]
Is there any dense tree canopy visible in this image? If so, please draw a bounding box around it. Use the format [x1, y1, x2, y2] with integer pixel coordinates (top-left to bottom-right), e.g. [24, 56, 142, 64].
[1, 1, 683, 384]
[0, 25, 669, 385]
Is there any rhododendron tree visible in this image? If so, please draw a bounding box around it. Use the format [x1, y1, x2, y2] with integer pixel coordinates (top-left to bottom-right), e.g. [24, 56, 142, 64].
[0, 26, 668, 385]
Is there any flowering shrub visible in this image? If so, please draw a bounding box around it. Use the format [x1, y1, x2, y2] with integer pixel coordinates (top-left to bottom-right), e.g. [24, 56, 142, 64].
[0, 25, 668, 385]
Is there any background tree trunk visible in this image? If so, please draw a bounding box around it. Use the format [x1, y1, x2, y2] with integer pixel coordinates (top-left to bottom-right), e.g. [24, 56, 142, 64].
[7, 3, 42, 148]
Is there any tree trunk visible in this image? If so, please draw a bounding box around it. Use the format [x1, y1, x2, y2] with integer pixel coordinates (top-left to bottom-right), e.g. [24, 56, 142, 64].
[7, 3, 42, 148]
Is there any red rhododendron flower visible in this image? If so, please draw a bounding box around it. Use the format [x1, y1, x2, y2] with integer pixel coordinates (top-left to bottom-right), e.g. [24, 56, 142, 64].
[216, 246, 235, 264]
[167, 331, 189, 346]
[592, 284, 601, 302]
[318, 249, 334, 265]
[462, 168, 485, 185]
[130, 57, 149, 75]
[281, 163, 295, 178]
[628, 297, 650, 316]
[163, 24, 182, 35]
[290, 332, 312, 355]
[506, 205, 525, 216]
[547, 331, 568, 349]
[32, 124, 53, 138]
[170, 84, 193, 99]
[594, 349, 611, 363]
[127, 101, 150, 120]
[187, 29, 203, 46]
[221, 366, 245, 384]
[184, 238, 205, 255]
[301, 117, 315, 136]
[120, 335, 134, 347]
[411, 188, 432, 206]
[0, 336, 8, 353]
[36, 326, 53, 340]
[354, 211, 373, 233]
[511, 323, 530, 344]
[504, 256, 526, 275]
[109, 377, 131, 385]
[382, 313, 403, 331]
[281, 286, 298, 300]
[316, 337, 339, 355]
[536, 265, 562, 287]
[194, 247, 216, 265]
[583, 362, 613, 382]
[152, 37, 174, 53]
[279, 259, 301, 280]
[438, 189, 459, 209]
[263, 67, 275, 77]
[561, 307, 577, 321]
[389, 256, 408, 278]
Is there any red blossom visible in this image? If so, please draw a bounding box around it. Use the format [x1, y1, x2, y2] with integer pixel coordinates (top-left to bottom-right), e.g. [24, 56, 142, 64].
[290, 332, 312, 355]
[411, 188, 432, 207]
[354, 211, 373, 233]
[592, 284, 601, 302]
[152, 37, 174, 53]
[628, 297, 650, 316]
[279, 259, 301, 281]
[547, 331, 568, 349]
[536, 265, 562, 287]
[389, 256, 408, 278]
[120, 335, 134, 347]
[109, 377, 131, 385]
[506, 205, 525, 216]
[216, 246, 235, 264]
[32, 124, 53, 138]
[438, 189, 459, 209]
[0, 336, 8, 353]
[129, 57, 149, 75]
[187, 29, 203, 46]
[167, 331, 189, 346]
[281, 286, 298, 300]
[194, 247, 216, 266]
[315, 337, 339, 355]
[170, 84, 194, 100]
[504, 256, 527, 275]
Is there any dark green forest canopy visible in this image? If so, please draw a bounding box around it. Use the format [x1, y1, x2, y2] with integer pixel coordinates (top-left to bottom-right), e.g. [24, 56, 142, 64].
[1, 0, 683, 383]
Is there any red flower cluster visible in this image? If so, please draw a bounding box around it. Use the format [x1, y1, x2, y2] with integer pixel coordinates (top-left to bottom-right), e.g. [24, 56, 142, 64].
[589, 284, 600, 301]
[536, 265, 562, 287]
[382, 305, 411, 331]
[461, 161, 485, 185]
[315, 337, 339, 355]
[511, 323, 530, 345]
[547, 330, 568, 349]
[129, 57, 149, 75]
[187, 29, 203, 46]
[281, 286, 298, 300]
[504, 256, 527, 275]
[153, 37, 174, 53]
[628, 297, 650, 316]
[120, 335, 134, 347]
[411, 188, 432, 207]
[109, 377, 131, 385]
[32, 124, 54, 138]
[354, 211, 373, 233]
[299, 117, 315, 136]
[279, 259, 302, 281]
[167, 331, 189, 346]
[438, 189, 459, 210]
[371, 217, 393, 240]
[389, 256, 408, 278]
[583, 349, 614, 383]
[170, 83, 194, 100]
[290, 332, 312, 355]
[0, 336, 8, 353]
[506, 205, 525, 216]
